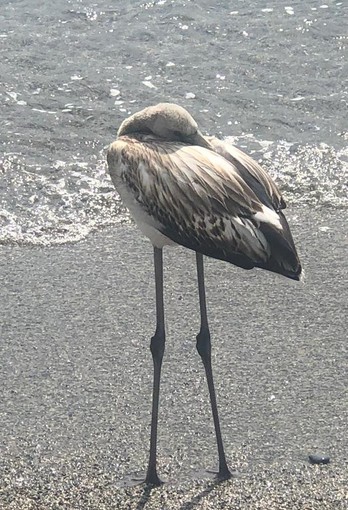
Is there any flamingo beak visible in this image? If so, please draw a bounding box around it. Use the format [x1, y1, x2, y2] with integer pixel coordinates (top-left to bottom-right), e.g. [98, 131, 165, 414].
[187, 130, 214, 150]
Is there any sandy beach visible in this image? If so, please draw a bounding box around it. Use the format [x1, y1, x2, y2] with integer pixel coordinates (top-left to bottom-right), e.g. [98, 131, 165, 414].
[1, 207, 347, 509]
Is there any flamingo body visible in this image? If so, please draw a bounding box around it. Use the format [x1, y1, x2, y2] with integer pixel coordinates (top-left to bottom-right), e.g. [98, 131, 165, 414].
[107, 107, 301, 279]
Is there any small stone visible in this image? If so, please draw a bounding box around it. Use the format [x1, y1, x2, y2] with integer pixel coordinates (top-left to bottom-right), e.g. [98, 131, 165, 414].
[308, 454, 330, 465]
[142, 81, 157, 89]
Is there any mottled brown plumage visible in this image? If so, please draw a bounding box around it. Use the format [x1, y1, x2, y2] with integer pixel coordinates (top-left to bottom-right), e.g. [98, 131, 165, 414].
[107, 104, 301, 279]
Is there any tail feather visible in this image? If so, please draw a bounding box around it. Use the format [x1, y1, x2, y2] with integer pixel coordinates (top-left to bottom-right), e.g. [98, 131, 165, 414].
[257, 212, 302, 280]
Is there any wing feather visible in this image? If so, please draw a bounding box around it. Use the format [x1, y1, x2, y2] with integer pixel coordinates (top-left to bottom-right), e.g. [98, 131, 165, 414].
[108, 135, 301, 278]
[207, 136, 286, 211]
[110, 138, 279, 267]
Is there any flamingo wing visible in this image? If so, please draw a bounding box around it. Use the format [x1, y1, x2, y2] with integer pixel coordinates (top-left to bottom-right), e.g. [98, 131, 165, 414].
[107, 136, 301, 279]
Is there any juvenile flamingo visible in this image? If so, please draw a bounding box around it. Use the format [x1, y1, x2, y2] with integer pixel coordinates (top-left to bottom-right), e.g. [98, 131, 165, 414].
[107, 103, 302, 485]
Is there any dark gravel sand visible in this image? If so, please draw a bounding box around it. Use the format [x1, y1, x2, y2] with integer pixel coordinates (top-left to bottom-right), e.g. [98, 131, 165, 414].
[1, 208, 347, 509]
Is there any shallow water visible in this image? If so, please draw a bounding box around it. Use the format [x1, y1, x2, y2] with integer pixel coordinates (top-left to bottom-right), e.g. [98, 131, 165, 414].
[1, 0, 347, 245]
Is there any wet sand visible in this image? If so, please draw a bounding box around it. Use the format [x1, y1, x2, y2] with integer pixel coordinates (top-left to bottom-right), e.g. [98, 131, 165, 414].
[0, 208, 347, 509]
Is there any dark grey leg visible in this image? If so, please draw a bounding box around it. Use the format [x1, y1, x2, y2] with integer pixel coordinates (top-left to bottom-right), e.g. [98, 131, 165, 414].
[145, 247, 165, 486]
[196, 252, 231, 480]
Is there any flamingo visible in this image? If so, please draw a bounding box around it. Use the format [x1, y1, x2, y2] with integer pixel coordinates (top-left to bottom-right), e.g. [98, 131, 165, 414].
[107, 103, 302, 486]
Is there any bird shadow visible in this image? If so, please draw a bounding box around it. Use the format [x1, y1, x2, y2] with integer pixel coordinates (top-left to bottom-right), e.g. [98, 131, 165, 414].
[134, 477, 224, 510]
[134, 484, 154, 510]
[178, 478, 226, 510]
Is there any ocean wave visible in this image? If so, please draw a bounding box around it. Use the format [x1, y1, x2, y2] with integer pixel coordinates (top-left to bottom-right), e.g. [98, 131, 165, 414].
[0, 138, 347, 246]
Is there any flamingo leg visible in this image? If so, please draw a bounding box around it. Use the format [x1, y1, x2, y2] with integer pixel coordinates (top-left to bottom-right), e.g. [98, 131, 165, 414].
[195, 252, 231, 480]
[145, 247, 165, 486]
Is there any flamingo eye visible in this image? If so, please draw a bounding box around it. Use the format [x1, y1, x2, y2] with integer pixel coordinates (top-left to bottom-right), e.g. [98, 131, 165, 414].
[172, 130, 185, 142]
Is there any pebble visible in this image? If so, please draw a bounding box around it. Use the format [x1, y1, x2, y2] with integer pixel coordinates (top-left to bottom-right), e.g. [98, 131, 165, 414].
[308, 454, 330, 465]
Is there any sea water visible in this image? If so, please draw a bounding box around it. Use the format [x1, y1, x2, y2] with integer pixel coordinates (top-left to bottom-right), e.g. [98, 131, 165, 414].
[0, 0, 347, 245]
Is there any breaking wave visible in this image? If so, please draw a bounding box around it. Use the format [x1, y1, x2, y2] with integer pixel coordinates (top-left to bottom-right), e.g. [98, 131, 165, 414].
[0, 137, 347, 246]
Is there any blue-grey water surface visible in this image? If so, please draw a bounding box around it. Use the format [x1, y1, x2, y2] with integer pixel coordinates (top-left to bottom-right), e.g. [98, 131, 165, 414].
[0, 0, 347, 244]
